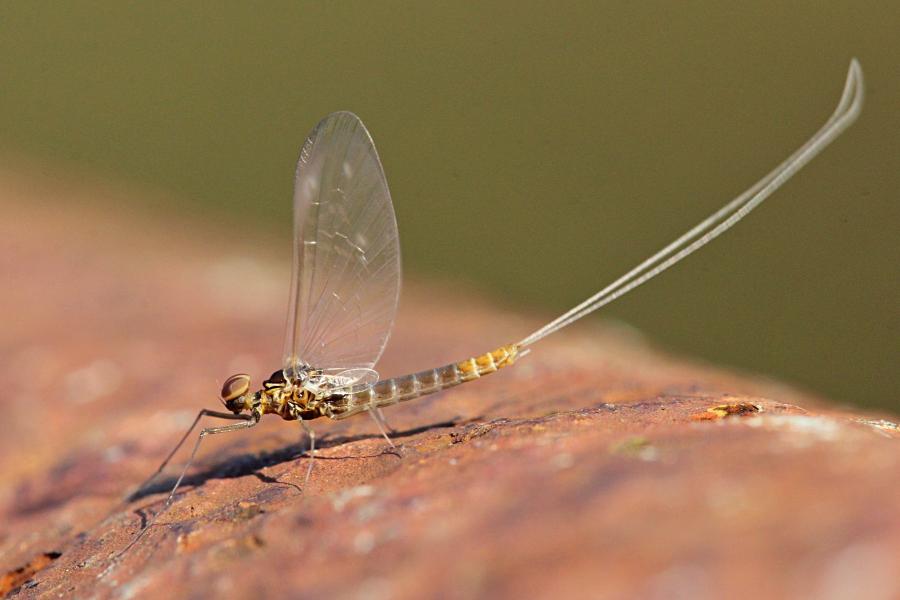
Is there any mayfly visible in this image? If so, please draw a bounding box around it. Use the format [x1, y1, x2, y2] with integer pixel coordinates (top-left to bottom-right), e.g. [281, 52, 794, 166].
[123, 60, 863, 554]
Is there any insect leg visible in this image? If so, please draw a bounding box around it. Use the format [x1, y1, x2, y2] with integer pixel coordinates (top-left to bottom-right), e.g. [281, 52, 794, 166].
[300, 419, 317, 488]
[374, 407, 396, 433]
[133, 409, 248, 497]
[115, 415, 259, 560]
[367, 408, 396, 449]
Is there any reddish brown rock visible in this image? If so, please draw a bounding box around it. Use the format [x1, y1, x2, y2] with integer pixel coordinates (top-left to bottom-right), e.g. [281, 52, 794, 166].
[1, 170, 898, 599]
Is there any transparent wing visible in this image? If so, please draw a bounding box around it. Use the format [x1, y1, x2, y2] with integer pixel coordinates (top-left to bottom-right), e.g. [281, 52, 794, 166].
[283, 112, 401, 380]
[306, 368, 381, 396]
[323, 367, 381, 388]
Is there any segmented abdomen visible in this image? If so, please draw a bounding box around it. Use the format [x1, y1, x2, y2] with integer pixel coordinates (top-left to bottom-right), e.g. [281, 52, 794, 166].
[326, 344, 519, 420]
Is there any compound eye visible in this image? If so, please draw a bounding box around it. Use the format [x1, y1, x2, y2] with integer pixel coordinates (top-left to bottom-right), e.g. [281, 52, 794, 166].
[221, 374, 251, 401]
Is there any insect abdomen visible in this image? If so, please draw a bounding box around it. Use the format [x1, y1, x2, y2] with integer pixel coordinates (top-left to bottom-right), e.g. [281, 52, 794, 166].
[327, 344, 519, 420]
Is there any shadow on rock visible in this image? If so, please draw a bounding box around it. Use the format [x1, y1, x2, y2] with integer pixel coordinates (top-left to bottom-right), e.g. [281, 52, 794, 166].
[126, 418, 463, 502]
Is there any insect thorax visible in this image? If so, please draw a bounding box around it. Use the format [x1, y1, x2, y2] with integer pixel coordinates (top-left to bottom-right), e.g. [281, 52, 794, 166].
[257, 369, 325, 421]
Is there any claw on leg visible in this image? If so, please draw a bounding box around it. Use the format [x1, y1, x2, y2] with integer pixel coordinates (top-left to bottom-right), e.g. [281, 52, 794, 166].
[104, 411, 258, 575]
[368, 408, 396, 449]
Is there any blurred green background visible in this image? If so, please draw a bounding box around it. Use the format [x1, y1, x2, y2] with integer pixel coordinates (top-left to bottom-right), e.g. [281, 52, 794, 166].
[0, 2, 896, 410]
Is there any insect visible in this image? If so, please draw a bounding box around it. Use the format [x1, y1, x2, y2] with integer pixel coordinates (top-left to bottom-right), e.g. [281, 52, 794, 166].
[122, 60, 862, 555]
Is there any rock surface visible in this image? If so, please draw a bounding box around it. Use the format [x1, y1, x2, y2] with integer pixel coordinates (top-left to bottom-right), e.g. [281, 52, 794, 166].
[1, 170, 898, 599]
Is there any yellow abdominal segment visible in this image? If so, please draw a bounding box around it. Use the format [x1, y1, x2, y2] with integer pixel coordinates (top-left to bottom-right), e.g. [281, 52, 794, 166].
[326, 343, 520, 420]
[456, 344, 519, 380]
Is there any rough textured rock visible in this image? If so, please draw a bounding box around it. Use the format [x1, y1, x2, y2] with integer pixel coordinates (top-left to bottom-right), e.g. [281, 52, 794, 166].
[1, 171, 898, 599]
